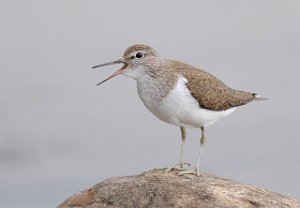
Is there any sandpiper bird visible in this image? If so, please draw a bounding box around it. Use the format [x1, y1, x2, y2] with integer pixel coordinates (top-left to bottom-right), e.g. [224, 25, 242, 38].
[93, 44, 266, 176]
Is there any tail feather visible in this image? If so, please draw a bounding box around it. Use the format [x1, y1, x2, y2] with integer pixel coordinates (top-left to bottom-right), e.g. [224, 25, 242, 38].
[253, 93, 268, 101]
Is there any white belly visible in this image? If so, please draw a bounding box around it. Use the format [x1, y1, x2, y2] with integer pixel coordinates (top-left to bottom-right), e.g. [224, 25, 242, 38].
[137, 76, 235, 128]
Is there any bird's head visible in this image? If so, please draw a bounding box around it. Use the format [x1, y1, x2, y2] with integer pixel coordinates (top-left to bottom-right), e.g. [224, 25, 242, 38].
[93, 44, 160, 86]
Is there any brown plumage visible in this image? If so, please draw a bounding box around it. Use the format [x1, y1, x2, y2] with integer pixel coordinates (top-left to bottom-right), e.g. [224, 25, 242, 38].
[93, 44, 266, 176]
[122, 44, 257, 111]
[164, 60, 256, 111]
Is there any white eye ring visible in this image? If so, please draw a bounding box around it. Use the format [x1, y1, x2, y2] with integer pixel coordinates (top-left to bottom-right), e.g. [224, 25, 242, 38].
[135, 52, 144, 59]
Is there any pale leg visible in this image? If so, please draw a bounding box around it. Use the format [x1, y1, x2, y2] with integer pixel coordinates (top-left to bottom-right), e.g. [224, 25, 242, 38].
[165, 127, 190, 172]
[178, 126, 187, 166]
[178, 126, 206, 176]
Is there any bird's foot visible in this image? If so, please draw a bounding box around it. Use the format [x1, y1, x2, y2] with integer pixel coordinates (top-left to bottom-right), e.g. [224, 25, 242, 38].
[164, 161, 190, 173]
[178, 167, 200, 177]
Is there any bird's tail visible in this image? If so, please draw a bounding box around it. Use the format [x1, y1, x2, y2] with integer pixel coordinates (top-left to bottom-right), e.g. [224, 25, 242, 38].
[253, 94, 268, 101]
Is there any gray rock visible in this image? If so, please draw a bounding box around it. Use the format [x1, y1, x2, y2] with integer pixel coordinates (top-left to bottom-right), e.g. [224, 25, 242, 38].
[58, 169, 300, 208]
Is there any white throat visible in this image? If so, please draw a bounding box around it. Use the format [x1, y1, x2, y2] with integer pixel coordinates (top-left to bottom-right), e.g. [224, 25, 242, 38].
[123, 65, 149, 80]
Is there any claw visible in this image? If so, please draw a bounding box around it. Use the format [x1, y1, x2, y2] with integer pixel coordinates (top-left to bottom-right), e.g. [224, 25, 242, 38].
[178, 167, 200, 177]
[164, 161, 190, 173]
[183, 161, 191, 166]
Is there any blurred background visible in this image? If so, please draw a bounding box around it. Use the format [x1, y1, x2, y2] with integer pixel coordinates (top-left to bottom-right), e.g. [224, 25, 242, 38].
[0, 0, 299, 207]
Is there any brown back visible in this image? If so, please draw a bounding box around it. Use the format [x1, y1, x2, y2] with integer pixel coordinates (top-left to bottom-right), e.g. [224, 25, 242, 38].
[165, 60, 256, 111]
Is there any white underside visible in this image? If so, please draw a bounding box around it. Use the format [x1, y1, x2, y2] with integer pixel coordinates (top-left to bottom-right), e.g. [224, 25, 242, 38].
[138, 76, 235, 128]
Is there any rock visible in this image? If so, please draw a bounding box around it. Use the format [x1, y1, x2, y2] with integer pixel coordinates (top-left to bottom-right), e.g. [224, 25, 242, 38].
[58, 169, 300, 208]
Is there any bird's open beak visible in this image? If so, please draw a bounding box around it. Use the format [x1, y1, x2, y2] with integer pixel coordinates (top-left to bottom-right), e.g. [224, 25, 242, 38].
[92, 59, 128, 86]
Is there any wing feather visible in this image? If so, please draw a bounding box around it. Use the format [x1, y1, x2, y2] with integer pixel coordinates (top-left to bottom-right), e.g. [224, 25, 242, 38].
[165, 60, 256, 111]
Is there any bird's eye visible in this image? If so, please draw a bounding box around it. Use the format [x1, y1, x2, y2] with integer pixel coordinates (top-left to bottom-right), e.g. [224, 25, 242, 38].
[135, 52, 144, 59]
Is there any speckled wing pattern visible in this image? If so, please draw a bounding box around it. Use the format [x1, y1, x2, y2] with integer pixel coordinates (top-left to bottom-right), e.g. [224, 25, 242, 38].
[168, 60, 256, 111]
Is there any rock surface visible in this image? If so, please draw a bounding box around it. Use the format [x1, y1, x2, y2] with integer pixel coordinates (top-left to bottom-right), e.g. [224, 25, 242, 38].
[58, 169, 300, 208]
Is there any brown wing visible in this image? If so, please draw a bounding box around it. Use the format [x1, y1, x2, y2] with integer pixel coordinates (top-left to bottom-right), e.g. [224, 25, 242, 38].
[168, 60, 256, 111]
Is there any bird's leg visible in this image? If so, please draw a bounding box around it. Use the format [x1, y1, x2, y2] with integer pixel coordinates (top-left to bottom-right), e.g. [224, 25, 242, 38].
[178, 126, 206, 176]
[196, 126, 206, 169]
[178, 126, 190, 167]
[164, 127, 190, 172]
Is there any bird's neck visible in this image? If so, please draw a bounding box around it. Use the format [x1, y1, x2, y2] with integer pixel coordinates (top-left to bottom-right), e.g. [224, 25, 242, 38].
[136, 66, 178, 101]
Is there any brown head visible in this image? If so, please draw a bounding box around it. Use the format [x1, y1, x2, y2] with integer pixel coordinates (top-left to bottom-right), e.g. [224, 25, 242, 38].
[93, 44, 160, 85]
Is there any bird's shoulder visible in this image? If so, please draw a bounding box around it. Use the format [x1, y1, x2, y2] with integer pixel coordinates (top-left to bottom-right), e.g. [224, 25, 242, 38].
[163, 59, 227, 89]
[163, 60, 255, 111]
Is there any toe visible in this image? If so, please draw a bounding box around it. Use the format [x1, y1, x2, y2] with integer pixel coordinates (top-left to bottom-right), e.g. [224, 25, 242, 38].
[178, 168, 200, 177]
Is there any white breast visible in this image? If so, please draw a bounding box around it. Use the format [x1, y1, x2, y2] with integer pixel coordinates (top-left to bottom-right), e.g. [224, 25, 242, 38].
[137, 76, 235, 128]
